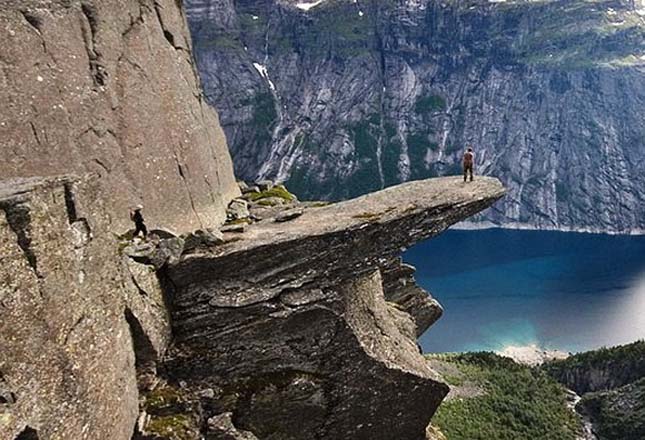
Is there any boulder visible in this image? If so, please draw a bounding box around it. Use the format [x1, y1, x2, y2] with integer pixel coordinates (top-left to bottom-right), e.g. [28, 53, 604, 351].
[123, 237, 185, 270]
[255, 180, 274, 191]
[227, 198, 250, 221]
[237, 181, 249, 192]
[241, 185, 261, 195]
[183, 229, 225, 252]
[206, 413, 259, 440]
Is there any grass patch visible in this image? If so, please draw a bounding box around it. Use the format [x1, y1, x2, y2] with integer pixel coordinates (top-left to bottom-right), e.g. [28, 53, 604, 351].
[144, 385, 184, 412]
[141, 384, 199, 440]
[256, 198, 283, 206]
[245, 184, 296, 202]
[430, 352, 581, 440]
[145, 414, 196, 440]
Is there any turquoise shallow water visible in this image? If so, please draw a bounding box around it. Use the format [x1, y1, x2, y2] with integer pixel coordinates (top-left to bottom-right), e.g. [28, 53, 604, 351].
[403, 228, 645, 353]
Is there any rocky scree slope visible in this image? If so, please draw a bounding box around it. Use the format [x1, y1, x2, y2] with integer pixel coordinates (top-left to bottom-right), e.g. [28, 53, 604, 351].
[187, 0, 645, 233]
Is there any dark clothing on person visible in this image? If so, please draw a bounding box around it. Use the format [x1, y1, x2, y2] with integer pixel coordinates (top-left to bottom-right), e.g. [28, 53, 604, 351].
[463, 151, 474, 182]
[132, 210, 144, 224]
[463, 164, 473, 182]
[133, 221, 147, 238]
[130, 209, 148, 238]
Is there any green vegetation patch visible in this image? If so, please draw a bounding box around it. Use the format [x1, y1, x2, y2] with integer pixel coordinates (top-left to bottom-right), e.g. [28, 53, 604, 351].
[297, 2, 376, 56]
[429, 352, 581, 440]
[542, 340, 645, 439]
[511, 0, 645, 68]
[415, 94, 447, 114]
[144, 384, 185, 413]
[141, 383, 200, 440]
[580, 377, 645, 440]
[245, 184, 296, 202]
[196, 34, 245, 51]
[248, 91, 278, 145]
[145, 414, 197, 440]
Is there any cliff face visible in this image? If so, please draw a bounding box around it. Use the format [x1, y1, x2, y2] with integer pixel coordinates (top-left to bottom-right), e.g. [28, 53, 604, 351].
[0, 1, 239, 438]
[0, 176, 173, 439]
[544, 341, 645, 395]
[0, 0, 239, 233]
[580, 377, 645, 440]
[186, 0, 645, 233]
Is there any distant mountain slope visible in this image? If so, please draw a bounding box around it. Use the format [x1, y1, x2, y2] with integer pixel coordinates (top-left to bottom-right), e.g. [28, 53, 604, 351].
[544, 340, 645, 440]
[186, 0, 645, 233]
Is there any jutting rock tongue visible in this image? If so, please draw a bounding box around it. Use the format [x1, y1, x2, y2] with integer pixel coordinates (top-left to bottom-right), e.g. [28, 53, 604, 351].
[160, 176, 505, 440]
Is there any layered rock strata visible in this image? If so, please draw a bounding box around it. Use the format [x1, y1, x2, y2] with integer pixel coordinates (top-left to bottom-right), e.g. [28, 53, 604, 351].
[159, 176, 505, 440]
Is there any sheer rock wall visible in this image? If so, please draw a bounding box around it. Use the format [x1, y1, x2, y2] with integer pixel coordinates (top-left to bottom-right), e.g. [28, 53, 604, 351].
[0, 0, 239, 234]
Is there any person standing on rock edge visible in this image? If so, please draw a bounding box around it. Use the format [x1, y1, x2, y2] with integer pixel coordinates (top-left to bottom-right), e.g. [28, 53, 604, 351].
[130, 204, 148, 239]
[463, 147, 474, 182]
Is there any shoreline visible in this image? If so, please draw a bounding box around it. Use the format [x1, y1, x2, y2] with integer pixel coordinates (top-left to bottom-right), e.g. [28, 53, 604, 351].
[495, 344, 570, 366]
[453, 220, 645, 236]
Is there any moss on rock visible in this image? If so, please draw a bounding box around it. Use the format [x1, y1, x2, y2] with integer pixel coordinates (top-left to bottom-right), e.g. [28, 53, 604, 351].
[245, 185, 296, 202]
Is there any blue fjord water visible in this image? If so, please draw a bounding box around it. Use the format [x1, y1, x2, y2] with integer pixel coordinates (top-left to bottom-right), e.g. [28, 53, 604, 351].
[404, 228, 645, 354]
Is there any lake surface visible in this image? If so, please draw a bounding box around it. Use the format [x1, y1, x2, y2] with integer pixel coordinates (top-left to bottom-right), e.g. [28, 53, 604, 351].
[403, 228, 645, 354]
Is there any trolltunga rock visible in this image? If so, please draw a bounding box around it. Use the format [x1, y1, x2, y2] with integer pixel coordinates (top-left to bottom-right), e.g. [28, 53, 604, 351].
[163, 176, 505, 440]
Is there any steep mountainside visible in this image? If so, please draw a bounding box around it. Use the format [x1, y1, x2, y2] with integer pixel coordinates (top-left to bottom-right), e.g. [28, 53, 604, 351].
[187, 0, 645, 233]
[426, 352, 581, 440]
